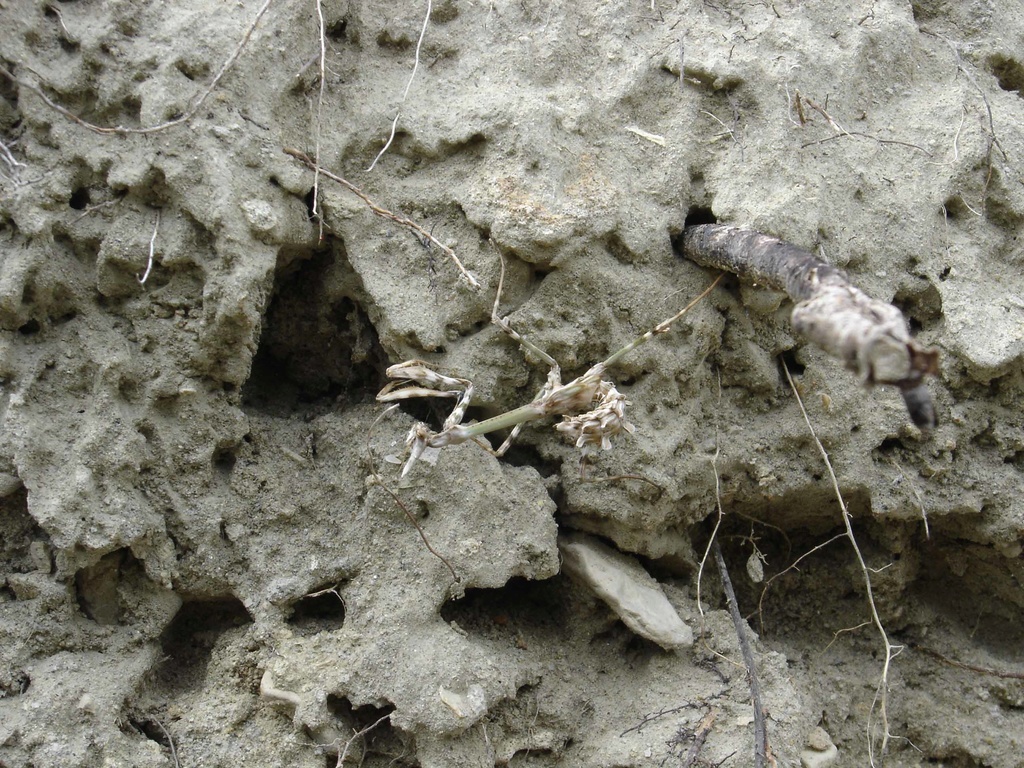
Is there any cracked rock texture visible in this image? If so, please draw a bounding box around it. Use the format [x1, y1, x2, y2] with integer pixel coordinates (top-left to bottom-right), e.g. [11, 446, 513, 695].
[1, 0, 1023, 766]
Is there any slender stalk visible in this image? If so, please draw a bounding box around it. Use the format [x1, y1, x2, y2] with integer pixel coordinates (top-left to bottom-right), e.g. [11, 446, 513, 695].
[713, 539, 767, 768]
[783, 360, 899, 764]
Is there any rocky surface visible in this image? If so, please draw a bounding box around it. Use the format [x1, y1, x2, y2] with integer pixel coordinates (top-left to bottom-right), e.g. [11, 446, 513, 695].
[1, 0, 1023, 766]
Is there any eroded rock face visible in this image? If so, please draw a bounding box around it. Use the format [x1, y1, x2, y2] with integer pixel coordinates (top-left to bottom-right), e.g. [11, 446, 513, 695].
[1, 1, 1023, 766]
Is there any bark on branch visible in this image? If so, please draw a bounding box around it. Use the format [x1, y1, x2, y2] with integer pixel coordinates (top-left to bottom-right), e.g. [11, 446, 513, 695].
[682, 224, 939, 428]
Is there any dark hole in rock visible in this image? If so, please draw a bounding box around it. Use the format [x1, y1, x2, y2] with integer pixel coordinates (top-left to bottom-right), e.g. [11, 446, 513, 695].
[390, 388, 454, 432]
[500, 441, 561, 478]
[129, 717, 174, 751]
[212, 444, 238, 474]
[988, 54, 1024, 96]
[58, 35, 79, 53]
[243, 247, 387, 414]
[327, 695, 395, 728]
[328, 18, 348, 42]
[0, 669, 31, 697]
[530, 262, 555, 280]
[155, 597, 253, 696]
[604, 230, 636, 265]
[75, 548, 129, 624]
[778, 348, 805, 377]
[682, 205, 718, 228]
[174, 57, 210, 82]
[323, 697, 405, 765]
[74, 548, 173, 627]
[908, 1, 934, 21]
[302, 187, 317, 220]
[892, 281, 942, 332]
[0, 486, 48, 574]
[440, 576, 568, 644]
[18, 319, 40, 335]
[287, 584, 346, 634]
[68, 186, 90, 209]
[877, 436, 904, 454]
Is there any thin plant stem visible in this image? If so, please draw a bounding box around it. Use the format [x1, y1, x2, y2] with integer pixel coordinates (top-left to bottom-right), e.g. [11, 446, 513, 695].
[366, 0, 432, 171]
[782, 359, 900, 765]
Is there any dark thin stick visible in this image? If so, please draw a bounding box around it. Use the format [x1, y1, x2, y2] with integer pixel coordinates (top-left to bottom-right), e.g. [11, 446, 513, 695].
[620, 704, 691, 737]
[914, 645, 1024, 680]
[800, 131, 932, 154]
[367, 406, 460, 584]
[580, 472, 664, 492]
[798, 96, 931, 155]
[336, 711, 391, 768]
[712, 538, 766, 768]
[682, 223, 939, 428]
[682, 709, 716, 768]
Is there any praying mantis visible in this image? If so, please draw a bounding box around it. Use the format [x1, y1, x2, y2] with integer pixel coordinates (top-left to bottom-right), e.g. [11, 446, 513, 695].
[376, 224, 940, 476]
[376, 251, 721, 476]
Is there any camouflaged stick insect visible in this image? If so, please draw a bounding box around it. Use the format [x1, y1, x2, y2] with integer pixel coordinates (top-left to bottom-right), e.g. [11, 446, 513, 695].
[681, 224, 940, 428]
[377, 254, 722, 476]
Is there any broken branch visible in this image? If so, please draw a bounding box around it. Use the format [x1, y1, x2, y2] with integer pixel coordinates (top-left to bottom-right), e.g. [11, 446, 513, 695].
[713, 538, 767, 768]
[681, 223, 939, 428]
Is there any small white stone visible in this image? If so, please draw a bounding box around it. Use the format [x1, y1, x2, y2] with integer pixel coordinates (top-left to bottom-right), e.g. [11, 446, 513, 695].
[77, 693, 96, 714]
[800, 727, 839, 768]
[241, 199, 278, 233]
[559, 532, 692, 650]
[439, 684, 487, 720]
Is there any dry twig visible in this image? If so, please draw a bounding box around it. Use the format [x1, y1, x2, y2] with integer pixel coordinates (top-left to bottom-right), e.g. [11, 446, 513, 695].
[695, 420, 725, 632]
[888, 457, 930, 538]
[682, 223, 940, 428]
[71, 197, 123, 223]
[0, 138, 26, 181]
[713, 539, 767, 768]
[797, 94, 931, 155]
[335, 712, 391, 767]
[137, 209, 161, 285]
[366, 0, 432, 171]
[154, 719, 181, 768]
[283, 147, 480, 288]
[311, 0, 328, 235]
[367, 405, 460, 584]
[925, 32, 1007, 212]
[620, 704, 692, 736]
[754, 532, 846, 634]
[681, 709, 716, 768]
[914, 645, 1024, 681]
